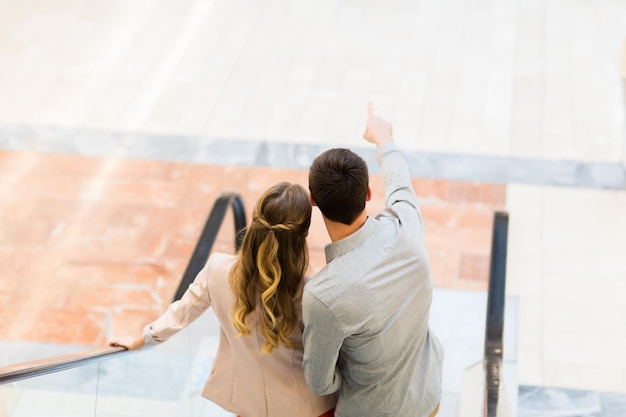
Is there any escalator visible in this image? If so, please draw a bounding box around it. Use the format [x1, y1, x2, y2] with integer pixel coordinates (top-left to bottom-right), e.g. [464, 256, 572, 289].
[1, 193, 513, 417]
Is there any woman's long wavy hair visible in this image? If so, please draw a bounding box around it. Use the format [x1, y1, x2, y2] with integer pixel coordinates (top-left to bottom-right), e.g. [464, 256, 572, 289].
[229, 182, 312, 354]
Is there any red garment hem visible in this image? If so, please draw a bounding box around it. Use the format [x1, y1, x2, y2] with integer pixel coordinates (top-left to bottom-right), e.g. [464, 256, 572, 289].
[238, 409, 334, 417]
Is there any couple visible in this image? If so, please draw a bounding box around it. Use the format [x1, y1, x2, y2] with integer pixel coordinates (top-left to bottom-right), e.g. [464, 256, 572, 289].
[112, 104, 444, 417]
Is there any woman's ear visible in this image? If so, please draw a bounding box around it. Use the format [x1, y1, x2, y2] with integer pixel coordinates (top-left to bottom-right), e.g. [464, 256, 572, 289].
[309, 192, 317, 206]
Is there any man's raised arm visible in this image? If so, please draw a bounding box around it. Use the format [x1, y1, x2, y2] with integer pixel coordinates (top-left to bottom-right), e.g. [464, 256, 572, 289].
[363, 103, 420, 216]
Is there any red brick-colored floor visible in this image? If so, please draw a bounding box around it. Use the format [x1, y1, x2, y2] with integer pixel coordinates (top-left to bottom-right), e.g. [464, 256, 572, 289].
[0, 150, 505, 346]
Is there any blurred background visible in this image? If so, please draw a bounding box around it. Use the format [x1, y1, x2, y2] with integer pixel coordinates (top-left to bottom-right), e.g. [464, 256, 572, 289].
[0, 0, 625, 416]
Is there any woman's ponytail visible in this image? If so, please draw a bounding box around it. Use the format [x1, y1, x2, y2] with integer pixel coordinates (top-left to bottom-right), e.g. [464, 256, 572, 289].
[230, 183, 311, 354]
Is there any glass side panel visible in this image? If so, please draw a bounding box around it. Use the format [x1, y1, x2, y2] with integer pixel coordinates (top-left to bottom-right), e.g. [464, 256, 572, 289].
[1, 309, 234, 417]
[0, 362, 100, 417]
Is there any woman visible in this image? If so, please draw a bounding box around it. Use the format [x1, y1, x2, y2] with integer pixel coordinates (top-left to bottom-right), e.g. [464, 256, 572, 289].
[112, 182, 337, 417]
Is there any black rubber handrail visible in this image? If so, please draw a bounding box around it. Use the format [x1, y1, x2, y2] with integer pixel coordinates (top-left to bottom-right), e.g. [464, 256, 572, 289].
[172, 191, 246, 301]
[0, 191, 246, 386]
[483, 211, 509, 416]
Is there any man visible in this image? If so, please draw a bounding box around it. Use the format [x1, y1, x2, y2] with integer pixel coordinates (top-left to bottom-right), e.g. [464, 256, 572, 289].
[302, 103, 444, 417]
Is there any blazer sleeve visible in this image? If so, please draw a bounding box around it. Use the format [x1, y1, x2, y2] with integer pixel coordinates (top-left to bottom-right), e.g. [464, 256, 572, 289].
[144, 254, 216, 344]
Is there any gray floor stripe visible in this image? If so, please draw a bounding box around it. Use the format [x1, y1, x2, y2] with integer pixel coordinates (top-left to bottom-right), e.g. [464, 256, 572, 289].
[1, 124, 624, 190]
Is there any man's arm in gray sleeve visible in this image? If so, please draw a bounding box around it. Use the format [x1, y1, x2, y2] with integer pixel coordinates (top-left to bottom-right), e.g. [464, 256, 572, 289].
[376, 141, 421, 218]
[302, 290, 344, 395]
[363, 102, 420, 219]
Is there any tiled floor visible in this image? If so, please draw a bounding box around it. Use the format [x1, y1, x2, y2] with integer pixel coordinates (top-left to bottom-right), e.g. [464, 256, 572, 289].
[1, 0, 626, 411]
[505, 184, 626, 393]
[0, 0, 624, 162]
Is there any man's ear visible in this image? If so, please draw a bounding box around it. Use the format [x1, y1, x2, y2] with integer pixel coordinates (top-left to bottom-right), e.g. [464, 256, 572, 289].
[366, 186, 372, 202]
[309, 192, 317, 206]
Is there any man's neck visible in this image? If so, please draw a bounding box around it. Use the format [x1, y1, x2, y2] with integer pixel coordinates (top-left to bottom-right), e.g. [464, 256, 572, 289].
[323, 212, 369, 242]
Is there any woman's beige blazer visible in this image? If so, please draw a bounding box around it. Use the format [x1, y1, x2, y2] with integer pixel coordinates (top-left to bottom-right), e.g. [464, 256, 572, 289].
[144, 252, 337, 417]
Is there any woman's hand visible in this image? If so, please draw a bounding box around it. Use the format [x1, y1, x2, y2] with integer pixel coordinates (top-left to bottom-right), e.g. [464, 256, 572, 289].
[363, 102, 393, 146]
[109, 335, 145, 351]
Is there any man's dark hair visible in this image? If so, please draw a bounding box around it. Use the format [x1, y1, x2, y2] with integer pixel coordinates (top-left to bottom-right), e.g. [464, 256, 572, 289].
[309, 148, 369, 225]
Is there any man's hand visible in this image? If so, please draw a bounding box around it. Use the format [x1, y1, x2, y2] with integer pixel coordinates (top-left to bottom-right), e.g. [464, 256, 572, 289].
[363, 102, 393, 146]
[109, 335, 145, 351]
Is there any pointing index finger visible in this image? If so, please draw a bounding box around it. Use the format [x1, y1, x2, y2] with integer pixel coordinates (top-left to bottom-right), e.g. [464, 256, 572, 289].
[367, 101, 375, 119]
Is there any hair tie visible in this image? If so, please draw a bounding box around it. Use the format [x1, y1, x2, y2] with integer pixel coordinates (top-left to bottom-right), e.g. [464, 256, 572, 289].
[257, 217, 273, 231]
[257, 217, 294, 233]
